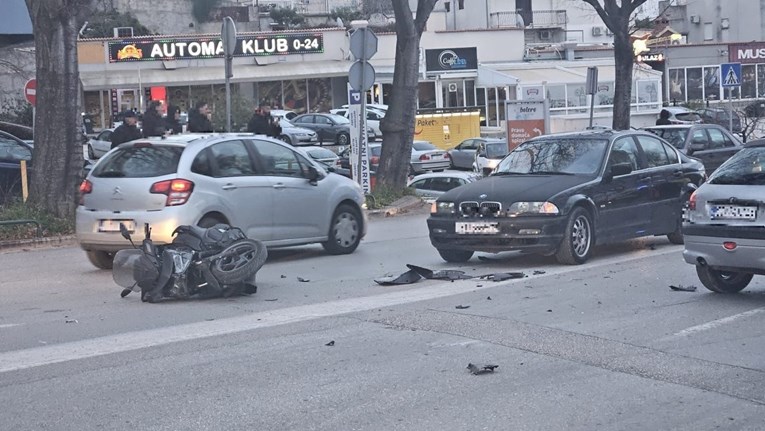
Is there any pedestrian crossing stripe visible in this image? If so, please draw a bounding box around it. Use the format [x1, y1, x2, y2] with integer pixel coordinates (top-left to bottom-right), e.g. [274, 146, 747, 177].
[724, 67, 739, 86]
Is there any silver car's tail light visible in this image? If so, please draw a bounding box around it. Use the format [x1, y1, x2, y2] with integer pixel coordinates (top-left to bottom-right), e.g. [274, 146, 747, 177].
[688, 191, 697, 211]
[150, 179, 194, 206]
[79, 179, 92, 205]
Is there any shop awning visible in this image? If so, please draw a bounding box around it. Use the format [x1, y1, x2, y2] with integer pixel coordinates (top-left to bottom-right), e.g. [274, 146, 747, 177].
[80, 60, 353, 90]
[476, 66, 519, 87]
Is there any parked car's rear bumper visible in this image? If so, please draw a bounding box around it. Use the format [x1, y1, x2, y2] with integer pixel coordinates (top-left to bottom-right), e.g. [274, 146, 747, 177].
[76, 206, 193, 252]
[683, 224, 765, 274]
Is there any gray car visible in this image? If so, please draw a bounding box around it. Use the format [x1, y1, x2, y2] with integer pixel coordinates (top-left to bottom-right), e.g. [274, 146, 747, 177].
[682, 139, 765, 293]
[643, 124, 743, 174]
[76, 133, 367, 269]
[448, 138, 504, 170]
[277, 119, 318, 146]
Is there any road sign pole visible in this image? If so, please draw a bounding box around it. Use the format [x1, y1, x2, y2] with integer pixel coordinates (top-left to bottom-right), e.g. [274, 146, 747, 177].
[222, 17, 237, 132]
[358, 28, 367, 192]
[729, 87, 733, 133]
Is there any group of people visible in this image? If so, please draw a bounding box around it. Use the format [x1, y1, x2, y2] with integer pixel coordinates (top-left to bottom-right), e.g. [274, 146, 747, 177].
[110, 100, 283, 150]
[110, 101, 214, 149]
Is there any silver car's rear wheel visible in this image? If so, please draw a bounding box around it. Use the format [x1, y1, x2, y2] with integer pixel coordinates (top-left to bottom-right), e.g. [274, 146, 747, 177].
[696, 266, 753, 293]
[86, 250, 114, 270]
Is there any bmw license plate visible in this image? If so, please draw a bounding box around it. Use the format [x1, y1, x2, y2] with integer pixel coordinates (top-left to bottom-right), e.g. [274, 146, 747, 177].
[98, 219, 135, 233]
[455, 222, 499, 235]
[708, 205, 757, 220]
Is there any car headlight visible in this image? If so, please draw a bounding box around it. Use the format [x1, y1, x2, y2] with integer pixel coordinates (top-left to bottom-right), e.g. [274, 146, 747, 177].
[507, 201, 559, 216]
[431, 201, 455, 214]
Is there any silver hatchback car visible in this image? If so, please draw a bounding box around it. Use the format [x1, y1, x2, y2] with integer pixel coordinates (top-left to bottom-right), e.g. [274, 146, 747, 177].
[683, 139, 765, 293]
[77, 134, 367, 269]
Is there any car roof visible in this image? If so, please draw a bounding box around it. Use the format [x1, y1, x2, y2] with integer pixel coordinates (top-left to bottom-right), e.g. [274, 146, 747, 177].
[408, 171, 480, 182]
[662, 106, 695, 113]
[526, 129, 630, 141]
[744, 139, 765, 148]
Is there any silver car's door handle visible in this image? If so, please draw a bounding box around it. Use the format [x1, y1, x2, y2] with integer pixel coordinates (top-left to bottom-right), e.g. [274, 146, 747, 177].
[222, 184, 237, 190]
[273, 183, 286, 189]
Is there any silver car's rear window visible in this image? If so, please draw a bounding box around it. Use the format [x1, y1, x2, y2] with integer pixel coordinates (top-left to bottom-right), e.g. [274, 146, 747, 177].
[92, 145, 183, 178]
[675, 113, 701, 122]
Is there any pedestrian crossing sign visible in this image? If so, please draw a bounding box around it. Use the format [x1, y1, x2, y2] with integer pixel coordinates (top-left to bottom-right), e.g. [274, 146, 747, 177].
[721, 63, 742, 88]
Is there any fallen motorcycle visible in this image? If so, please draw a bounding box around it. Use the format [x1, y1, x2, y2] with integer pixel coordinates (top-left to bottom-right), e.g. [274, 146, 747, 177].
[113, 222, 267, 302]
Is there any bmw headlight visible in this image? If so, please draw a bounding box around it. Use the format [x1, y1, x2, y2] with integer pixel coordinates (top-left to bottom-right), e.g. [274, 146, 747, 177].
[431, 201, 455, 214]
[507, 201, 559, 216]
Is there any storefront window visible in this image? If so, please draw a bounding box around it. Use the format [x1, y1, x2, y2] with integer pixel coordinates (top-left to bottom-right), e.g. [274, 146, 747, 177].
[307, 78, 332, 112]
[487, 88, 498, 127]
[742, 65, 756, 99]
[546, 85, 566, 109]
[382, 83, 393, 105]
[497, 87, 507, 123]
[418, 82, 436, 109]
[282, 79, 308, 114]
[637, 80, 659, 105]
[686, 67, 703, 101]
[465, 80, 476, 107]
[758, 65, 765, 98]
[703, 66, 720, 101]
[566, 84, 587, 108]
[442, 80, 465, 108]
[595, 82, 614, 106]
[476, 87, 487, 125]
[257, 81, 283, 108]
[668, 68, 686, 103]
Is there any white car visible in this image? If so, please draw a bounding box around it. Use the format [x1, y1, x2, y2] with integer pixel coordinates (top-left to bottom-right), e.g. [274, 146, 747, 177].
[330, 107, 385, 141]
[408, 171, 481, 201]
[76, 133, 367, 269]
[277, 119, 318, 146]
[87, 129, 115, 159]
[473, 140, 510, 175]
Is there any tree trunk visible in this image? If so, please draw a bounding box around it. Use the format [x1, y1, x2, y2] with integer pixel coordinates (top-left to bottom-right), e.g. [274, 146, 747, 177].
[611, 22, 633, 130]
[377, 24, 421, 189]
[25, 0, 87, 218]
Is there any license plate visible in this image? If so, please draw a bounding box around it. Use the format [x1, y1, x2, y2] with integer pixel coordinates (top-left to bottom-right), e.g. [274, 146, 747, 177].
[456, 222, 499, 235]
[708, 205, 757, 220]
[98, 219, 135, 233]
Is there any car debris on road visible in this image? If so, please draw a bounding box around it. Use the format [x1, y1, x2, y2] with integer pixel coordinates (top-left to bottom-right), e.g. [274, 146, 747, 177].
[467, 363, 499, 375]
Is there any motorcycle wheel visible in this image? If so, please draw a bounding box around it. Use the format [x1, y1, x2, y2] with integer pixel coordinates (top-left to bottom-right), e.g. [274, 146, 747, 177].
[210, 239, 267, 285]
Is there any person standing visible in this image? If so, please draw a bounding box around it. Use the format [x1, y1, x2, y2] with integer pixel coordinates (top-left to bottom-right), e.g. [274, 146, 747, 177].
[188, 101, 214, 133]
[656, 109, 672, 125]
[142, 100, 166, 137]
[110, 110, 142, 149]
[165, 105, 183, 134]
[247, 103, 282, 138]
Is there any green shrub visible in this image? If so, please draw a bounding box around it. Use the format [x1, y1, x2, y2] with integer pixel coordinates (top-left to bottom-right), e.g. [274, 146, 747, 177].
[365, 184, 415, 209]
[0, 200, 74, 241]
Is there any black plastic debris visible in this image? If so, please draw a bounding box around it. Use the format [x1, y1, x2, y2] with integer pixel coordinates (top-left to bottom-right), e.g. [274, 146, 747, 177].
[670, 284, 697, 292]
[264, 298, 278, 302]
[280, 275, 287, 279]
[406, 264, 472, 281]
[467, 363, 499, 375]
[297, 277, 310, 283]
[479, 272, 526, 282]
[374, 269, 423, 285]
[533, 270, 546, 275]
[487, 296, 492, 300]
[455, 305, 470, 309]
[65, 319, 78, 324]
[325, 341, 335, 346]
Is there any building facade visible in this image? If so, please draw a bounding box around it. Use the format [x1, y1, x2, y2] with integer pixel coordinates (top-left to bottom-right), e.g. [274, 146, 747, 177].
[660, 0, 765, 44]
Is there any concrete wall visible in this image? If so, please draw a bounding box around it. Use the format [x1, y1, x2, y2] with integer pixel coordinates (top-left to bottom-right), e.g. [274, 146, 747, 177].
[664, 0, 763, 45]
[111, 0, 197, 35]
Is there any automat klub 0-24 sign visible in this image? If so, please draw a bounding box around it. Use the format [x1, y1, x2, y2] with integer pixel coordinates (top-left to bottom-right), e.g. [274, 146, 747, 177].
[108, 33, 324, 62]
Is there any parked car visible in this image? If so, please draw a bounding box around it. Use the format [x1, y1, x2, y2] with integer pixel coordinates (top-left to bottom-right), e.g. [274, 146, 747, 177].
[697, 107, 742, 134]
[682, 139, 765, 293]
[408, 171, 481, 201]
[448, 137, 505, 170]
[276, 119, 318, 146]
[410, 141, 451, 174]
[427, 130, 705, 264]
[338, 143, 383, 172]
[296, 145, 339, 166]
[330, 107, 385, 140]
[87, 128, 115, 159]
[643, 124, 743, 173]
[76, 134, 367, 269]
[0, 130, 33, 201]
[473, 140, 510, 176]
[269, 109, 298, 121]
[658, 107, 702, 125]
[341, 103, 388, 113]
[291, 113, 373, 146]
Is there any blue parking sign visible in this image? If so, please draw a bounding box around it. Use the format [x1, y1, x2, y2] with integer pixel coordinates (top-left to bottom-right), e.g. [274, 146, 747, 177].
[721, 63, 741, 88]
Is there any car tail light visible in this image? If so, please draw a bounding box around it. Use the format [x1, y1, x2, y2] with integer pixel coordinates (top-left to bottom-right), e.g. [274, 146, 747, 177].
[78, 179, 92, 205]
[444, 153, 450, 159]
[370, 156, 380, 165]
[723, 241, 737, 251]
[419, 154, 431, 161]
[150, 179, 194, 206]
[688, 191, 697, 211]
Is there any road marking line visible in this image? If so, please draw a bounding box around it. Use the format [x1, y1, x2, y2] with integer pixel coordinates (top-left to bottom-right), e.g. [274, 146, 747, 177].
[0, 324, 22, 329]
[670, 308, 765, 338]
[0, 247, 679, 374]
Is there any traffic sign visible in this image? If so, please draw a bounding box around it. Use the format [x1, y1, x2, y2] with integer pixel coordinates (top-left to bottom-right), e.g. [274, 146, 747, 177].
[24, 78, 36, 106]
[505, 100, 549, 151]
[221, 17, 237, 57]
[721, 62, 741, 88]
[349, 61, 375, 91]
[349, 28, 378, 60]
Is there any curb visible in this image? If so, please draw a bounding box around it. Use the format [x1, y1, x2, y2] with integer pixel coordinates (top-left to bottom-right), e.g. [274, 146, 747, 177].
[0, 235, 78, 253]
[366, 196, 429, 218]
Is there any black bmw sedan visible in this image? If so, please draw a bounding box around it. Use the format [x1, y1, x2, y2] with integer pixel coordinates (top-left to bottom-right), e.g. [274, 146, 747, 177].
[427, 130, 706, 264]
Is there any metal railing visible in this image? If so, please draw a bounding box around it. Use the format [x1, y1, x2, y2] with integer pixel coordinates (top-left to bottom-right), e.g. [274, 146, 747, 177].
[247, 0, 360, 15]
[490, 10, 567, 29]
[0, 219, 42, 237]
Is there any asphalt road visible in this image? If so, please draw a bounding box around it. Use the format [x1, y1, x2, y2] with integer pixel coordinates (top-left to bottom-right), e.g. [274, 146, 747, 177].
[2, 211, 765, 430]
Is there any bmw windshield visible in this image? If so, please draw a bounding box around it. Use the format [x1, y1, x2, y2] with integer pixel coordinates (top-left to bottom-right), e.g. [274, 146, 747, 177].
[494, 138, 608, 175]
